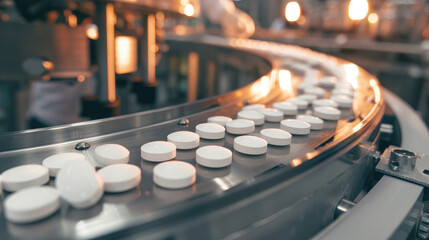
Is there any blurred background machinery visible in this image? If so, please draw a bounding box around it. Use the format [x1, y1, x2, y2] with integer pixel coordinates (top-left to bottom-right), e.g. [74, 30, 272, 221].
[237, 0, 429, 126]
[0, 0, 428, 132]
[0, 0, 429, 239]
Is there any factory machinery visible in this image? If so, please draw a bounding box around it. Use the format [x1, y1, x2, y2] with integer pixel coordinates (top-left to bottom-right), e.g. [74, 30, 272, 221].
[0, 33, 428, 240]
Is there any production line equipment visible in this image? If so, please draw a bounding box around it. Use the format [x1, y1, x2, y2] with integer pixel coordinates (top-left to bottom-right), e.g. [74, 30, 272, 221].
[0, 35, 428, 240]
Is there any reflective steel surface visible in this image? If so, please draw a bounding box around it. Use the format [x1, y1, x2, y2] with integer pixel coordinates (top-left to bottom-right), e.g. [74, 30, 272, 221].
[0, 35, 384, 239]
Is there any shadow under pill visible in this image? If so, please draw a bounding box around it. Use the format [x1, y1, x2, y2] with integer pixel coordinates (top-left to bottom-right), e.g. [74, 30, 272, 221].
[103, 187, 142, 204]
[65, 201, 103, 221]
[7, 212, 60, 240]
[196, 165, 231, 179]
[233, 152, 266, 167]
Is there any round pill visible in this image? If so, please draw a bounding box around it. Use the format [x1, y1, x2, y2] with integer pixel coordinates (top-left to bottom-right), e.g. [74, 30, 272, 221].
[234, 136, 268, 155]
[237, 110, 265, 125]
[335, 82, 354, 91]
[260, 128, 292, 146]
[318, 76, 337, 88]
[280, 119, 311, 135]
[196, 146, 232, 168]
[242, 104, 265, 111]
[314, 106, 341, 120]
[196, 123, 225, 140]
[207, 116, 232, 126]
[94, 144, 130, 166]
[312, 99, 339, 108]
[273, 102, 298, 115]
[97, 164, 141, 192]
[286, 98, 309, 110]
[303, 87, 326, 98]
[42, 152, 86, 177]
[226, 119, 255, 135]
[297, 115, 324, 130]
[297, 94, 318, 102]
[167, 131, 200, 149]
[298, 82, 315, 91]
[260, 108, 283, 122]
[2, 164, 49, 192]
[332, 89, 354, 98]
[4, 186, 60, 223]
[141, 141, 176, 162]
[153, 161, 196, 189]
[330, 95, 354, 108]
[56, 159, 104, 209]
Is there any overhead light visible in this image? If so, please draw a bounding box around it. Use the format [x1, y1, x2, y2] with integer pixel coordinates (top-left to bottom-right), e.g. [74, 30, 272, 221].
[184, 4, 195, 16]
[285, 1, 301, 23]
[348, 0, 369, 21]
[368, 12, 378, 24]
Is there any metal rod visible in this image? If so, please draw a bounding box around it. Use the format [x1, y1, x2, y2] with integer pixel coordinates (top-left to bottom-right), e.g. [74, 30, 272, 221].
[141, 13, 156, 85]
[96, 2, 116, 103]
[187, 52, 199, 102]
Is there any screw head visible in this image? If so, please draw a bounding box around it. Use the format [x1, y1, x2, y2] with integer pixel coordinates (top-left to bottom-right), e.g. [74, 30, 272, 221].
[75, 142, 90, 151]
[178, 119, 189, 126]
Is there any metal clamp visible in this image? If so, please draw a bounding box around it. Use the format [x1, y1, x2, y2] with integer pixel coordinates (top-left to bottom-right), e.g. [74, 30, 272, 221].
[376, 146, 429, 187]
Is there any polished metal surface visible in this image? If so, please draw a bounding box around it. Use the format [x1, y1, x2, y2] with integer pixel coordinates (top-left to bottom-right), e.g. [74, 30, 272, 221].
[389, 148, 417, 172]
[377, 146, 429, 188]
[314, 89, 429, 240]
[334, 198, 356, 219]
[0, 36, 384, 239]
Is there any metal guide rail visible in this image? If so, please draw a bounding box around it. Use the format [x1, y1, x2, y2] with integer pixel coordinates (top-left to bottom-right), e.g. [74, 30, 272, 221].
[0, 35, 384, 239]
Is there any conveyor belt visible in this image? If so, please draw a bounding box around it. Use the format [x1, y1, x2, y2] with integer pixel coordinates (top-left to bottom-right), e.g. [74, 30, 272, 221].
[0, 35, 384, 239]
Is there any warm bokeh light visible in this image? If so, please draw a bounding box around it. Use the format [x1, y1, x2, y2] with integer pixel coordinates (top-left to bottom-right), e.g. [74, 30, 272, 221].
[68, 14, 77, 28]
[184, 4, 195, 16]
[42, 61, 54, 71]
[368, 12, 378, 24]
[370, 79, 381, 102]
[260, 76, 271, 96]
[279, 70, 293, 96]
[115, 36, 138, 75]
[344, 63, 359, 89]
[291, 159, 302, 167]
[77, 75, 85, 83]
[348, 0, 369, 21]
[285, 1, 301, 22]
[250, 76, 272, 100]
[86, 24, 99, 40]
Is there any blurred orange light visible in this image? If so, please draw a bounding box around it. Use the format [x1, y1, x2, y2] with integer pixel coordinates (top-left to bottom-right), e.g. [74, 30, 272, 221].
[68, 14, 78, 28]
[348, 0, 369, 21]
[42, 61, 54, 71]
[370, 79, 381, 102]
[291, 159, 302, 167]
[368, 13, 378, 24]
[184, 4, 195, 16]
[77, 75, 85, 83]
[344, 63, 359, 89]
[115, 36, 138, 74]
[285, 1, 301, 22]
[86, 25, 99, 40]
[250, 76, 271, 100]
[279, 70, 293, 96]
[260, 76, 271, 96]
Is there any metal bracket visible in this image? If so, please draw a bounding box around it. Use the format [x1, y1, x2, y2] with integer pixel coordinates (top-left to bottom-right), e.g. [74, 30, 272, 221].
[376, 146, 429, 187]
